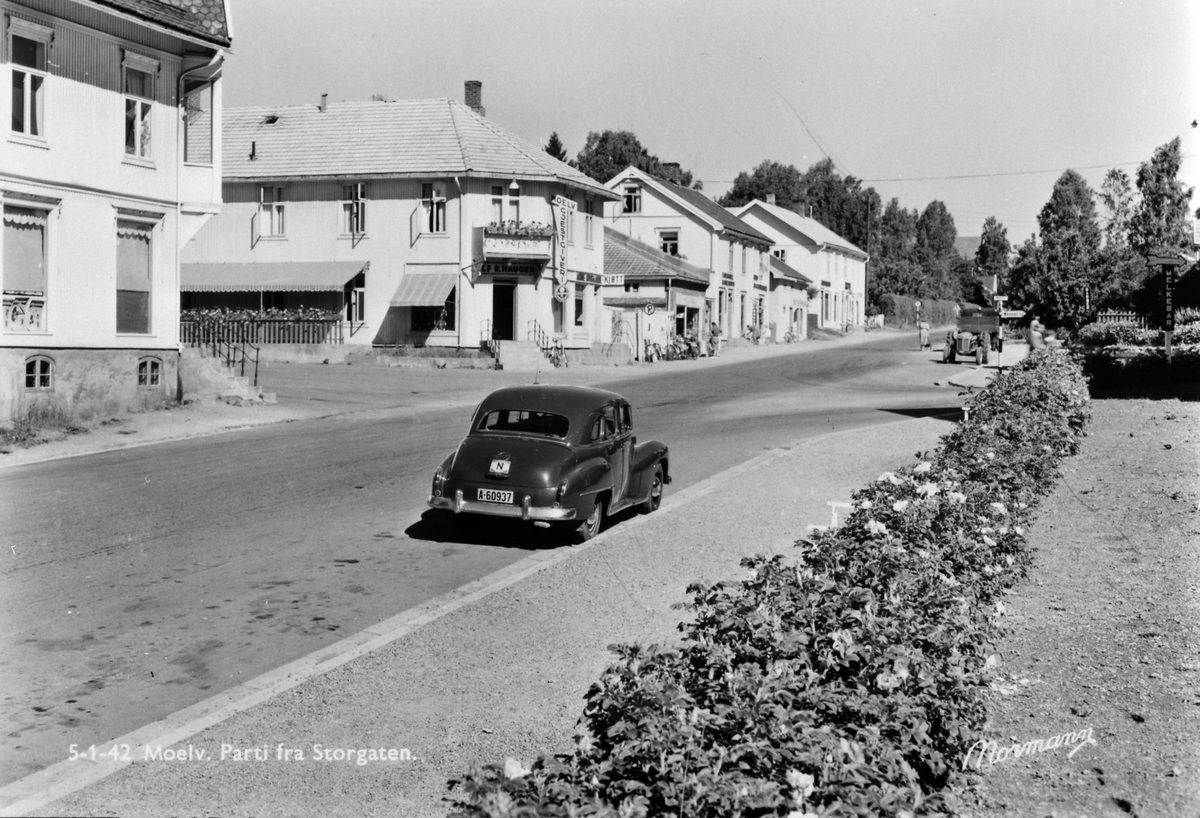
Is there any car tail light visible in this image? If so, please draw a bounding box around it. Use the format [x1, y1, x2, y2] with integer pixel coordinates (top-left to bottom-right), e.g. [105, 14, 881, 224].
[556, 478, 569, 501]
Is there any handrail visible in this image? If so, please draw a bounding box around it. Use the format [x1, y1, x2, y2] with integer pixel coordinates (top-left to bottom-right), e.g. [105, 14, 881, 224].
[527, 319, 552, 358]
[187, 323, 260, 387]
[479, 319, 498, 358]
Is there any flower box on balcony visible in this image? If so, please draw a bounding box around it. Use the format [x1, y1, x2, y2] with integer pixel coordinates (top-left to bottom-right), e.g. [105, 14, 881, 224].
[483, 222, 553, 261]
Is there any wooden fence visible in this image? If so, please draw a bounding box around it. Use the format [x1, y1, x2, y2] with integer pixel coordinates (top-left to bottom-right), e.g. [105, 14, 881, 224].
[180, 318, 344, 345]
[1095, 310, 1149, 328]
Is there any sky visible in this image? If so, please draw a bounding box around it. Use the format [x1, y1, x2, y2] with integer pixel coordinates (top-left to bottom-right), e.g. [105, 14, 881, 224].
[222, 0, 1199, 242]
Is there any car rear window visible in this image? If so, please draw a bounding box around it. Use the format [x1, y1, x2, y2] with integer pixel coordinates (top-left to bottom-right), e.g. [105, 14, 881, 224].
[475, 409, 570, 438]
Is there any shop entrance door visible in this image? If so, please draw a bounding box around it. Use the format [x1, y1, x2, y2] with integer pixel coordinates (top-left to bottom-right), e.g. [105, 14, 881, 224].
[493, 281, 516, 341]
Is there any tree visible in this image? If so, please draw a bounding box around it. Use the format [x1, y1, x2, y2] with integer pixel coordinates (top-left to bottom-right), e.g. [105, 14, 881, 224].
[975, 216, 1011, 292]
[574, 130, 700, 188]
[1128, 136, 1195, 257]
[1037, 170, 1101, 253]
[868, 258, 925, 304]
[878, 198, 919, 261]
[544, 131, 569, 163]
[1098, 168, 1135, 248]
[795, 158, 880, 257]
[717, 160, 803, 209]
[1026, 170, 1103, 327]
[915, 200, 957, 259]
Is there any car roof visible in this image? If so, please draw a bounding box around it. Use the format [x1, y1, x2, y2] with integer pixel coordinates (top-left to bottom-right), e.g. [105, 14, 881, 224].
[475, 384, 626, 420]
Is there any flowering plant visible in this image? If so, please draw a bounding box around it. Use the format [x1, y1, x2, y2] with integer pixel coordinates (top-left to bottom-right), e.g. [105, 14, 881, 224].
[485, 221, 554, 237]
[180, 306, 341, 322]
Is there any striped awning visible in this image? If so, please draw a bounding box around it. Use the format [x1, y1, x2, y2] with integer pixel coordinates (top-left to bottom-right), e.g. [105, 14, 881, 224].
[181, 261, 367, 292]
[390, 267, 458, 307]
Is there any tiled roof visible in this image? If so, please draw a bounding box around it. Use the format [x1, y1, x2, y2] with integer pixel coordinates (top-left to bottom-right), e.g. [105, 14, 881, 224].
[222, 100, 617, 199]
[93, 0, 230, 47]
[769, 255, 811, 286]
[733, 200, 866, 258]
[651, 177, 772, 245]
[603, 227, 709, 287]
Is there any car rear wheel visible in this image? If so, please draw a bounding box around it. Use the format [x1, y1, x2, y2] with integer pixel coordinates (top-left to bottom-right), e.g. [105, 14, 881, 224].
[642, 465, 664, 513]
[577, 496, 606, 542]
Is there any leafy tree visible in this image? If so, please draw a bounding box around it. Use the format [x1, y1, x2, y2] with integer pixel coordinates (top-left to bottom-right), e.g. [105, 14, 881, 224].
[796, 159, 880, 257]
[544, 131, 569, 163]
[574, 130, 699, 188]
[1037, 170, 1101, 253]
[878, 198, 919, 261]
[975, 216, 1011, 292]
[1007, 235, 1044, 314]
[1128, 136, 1195, 257]
[1098, 168, 1135, 248]
[868, 258, 925, 304]
[954, 254, 986, 304]
[915, 200, 957, 259]
[1028, 170, 1103, 327]
[717, 160, 803, 209]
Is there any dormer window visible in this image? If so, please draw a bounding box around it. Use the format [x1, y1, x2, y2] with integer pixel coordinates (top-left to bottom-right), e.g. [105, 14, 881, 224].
[622, 186, 641, 214]
[122, 52, 159, 159]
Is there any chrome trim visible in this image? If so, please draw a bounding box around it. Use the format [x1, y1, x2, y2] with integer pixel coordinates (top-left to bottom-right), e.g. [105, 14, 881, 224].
[428, 493, 576, 521]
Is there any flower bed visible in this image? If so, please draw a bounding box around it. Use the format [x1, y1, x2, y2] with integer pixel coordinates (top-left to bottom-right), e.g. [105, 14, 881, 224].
[448, 349, 1091, 818]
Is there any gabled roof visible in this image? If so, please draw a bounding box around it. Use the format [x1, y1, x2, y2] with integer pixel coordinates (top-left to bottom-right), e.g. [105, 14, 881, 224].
[603, 227, 709, 287]
[731, 199, 866, 259]
[608, 167, 772, 245]
[93, 0, 230, 47]
[222, 100, 617, 199]
[769, 255, 812, 286]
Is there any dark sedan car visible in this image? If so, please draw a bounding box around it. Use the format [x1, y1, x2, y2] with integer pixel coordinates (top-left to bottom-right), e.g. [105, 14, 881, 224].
[428, 385, 670, 542]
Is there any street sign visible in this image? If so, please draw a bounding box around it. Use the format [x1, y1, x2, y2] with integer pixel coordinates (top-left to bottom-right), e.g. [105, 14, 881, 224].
[1001, 309, 1025, 319]
[643, 303, 656, 316]
[992, 295, 1008, 303]
[552, 194, 577, 211]
[553, 283, 570, 303]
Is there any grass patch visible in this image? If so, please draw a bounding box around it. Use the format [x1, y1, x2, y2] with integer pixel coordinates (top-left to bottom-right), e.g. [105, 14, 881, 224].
[0, 401, 87, 450]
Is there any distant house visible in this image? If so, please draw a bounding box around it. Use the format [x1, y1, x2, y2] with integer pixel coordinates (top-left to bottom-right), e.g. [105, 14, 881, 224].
[604, 167, 773, 342]
[1, 0, 231, 423]
[768, 255, 811, 341]
[602, 227, 709, 359]
[730, 198, 867, 329]
[182, 83, 620, 353]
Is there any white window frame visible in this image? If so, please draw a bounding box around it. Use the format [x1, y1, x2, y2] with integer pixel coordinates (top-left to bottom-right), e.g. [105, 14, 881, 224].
[24, 354, 52, 390]
[8, 18, 53, 141]
[122, 51, 158, 162]
[116, 216, 156, 335]
[507, 184, 520, 226]
[573, 282, 585, 328]
[137, 356, 162, 388]
[622, 186, 641, 214]
[490, 185, 504, 224]
[772, 248, 787, 263]
[2, 200, 53, 333]
[658, 229, 679, 257]
[421, 182, 447, 234]
[584, 198, 595, 246]
[340, 182, 366, 237]
[257, 185, 286, 238]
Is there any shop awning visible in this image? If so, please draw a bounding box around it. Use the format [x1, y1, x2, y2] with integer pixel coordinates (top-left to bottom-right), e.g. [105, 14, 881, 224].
[390, 267, 459, 307]
[181, 261, 367, 292]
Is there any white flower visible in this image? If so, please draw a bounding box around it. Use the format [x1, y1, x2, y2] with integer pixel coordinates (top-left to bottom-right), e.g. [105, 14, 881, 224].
[916, 482, 940, 497]
[786, 770, 815, 797]
[877, 471, 902, 485]
[986, 452, 995, 460]
[980, 526, 994, 534]
[990, 502, 1008, 515]
[866, 519, 888, 536]
[947, 491, 966, 504]
[1015, 526, 1024, 535]
[913, 461, 932, 474]
[859, 499, 873, 510]
[503, 757, 531, 779]
[893, 500, 910, 512]
[982, 535, 997, 547]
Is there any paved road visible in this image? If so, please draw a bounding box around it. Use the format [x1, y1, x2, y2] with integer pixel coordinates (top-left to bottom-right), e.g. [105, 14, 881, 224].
[0, 334, 959, 786]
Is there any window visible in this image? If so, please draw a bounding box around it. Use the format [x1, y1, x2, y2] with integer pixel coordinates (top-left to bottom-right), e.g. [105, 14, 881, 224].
[477, 409, 569, 439]
[341, 183, 366, 235]
[421, 183, 446, 233]
[659, 230, 679, 256]
[411, 285, 455, 332]
[137, 357, 161, 387]
[10, 24, 50, 138]
[116, 219, 152, 333]
[491, 185, 503, 223]
[741, 246, 747, 276]
[507, 184, 520, 225]
[552, 290, 565, 334]
[727, 241, 734, 273]
[584, 199, 595, 245]
[122, 53, 157, 159]
[3, 205, 48, 331]
[257, 186, 285, 237]
[772, 248, 787, 263]
[622, 186, 641, 214]
[183, 81, 212, 164]
[623, 282, 640, 293]
[574, 283, 585, 327]
[24, 355, 51, 389]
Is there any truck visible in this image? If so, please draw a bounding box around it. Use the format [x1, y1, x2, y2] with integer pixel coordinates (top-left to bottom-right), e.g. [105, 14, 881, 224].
[942, 306, 1002, 365]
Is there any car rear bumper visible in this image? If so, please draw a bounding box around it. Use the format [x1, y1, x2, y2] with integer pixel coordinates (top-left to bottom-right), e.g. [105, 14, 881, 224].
[428, 490, 577, 521]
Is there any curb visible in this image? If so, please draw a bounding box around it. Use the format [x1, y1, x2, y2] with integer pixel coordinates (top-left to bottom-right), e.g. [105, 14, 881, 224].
[0, 416, 922, 817]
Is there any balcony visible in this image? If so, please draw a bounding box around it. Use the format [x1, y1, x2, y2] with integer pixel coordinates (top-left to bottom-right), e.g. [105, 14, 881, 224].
[481, 222, 553, 262]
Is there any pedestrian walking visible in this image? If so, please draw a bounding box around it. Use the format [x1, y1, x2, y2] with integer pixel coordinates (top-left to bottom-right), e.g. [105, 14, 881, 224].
[918, 320, 930, 350]
[1027, 319, 1046, 350]
[709, 322, 721, 357]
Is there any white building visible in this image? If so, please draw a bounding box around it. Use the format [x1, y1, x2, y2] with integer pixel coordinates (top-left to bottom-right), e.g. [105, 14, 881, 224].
[0, 0, 230, 423]
[730, 198, 867, 329]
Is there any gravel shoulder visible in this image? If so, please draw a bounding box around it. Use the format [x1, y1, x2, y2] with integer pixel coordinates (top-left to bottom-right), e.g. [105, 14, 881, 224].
[962, 393, 1200, 817]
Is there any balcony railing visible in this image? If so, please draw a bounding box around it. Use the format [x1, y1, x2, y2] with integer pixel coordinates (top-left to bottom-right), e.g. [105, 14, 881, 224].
[482, 222, 553, 261]
[181, 318, 344, 345]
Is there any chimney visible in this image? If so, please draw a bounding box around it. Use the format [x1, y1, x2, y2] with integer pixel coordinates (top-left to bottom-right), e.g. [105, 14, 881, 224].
[464, 80, 485, 116]
[319, 93, 328, 112]
[766, 193, 776, 206]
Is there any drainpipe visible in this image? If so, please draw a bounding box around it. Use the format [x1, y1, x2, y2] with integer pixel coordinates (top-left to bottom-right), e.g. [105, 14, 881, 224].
[454, 176, 463, 346]
[175, 49, 224, 398]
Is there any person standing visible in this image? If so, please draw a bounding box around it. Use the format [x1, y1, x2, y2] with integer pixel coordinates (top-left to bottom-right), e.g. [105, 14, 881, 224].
[709, 321, 721, 357]
[918, 320, 931, 350]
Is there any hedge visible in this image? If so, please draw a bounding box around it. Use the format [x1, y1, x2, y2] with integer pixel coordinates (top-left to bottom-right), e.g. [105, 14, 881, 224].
[448, 349, 1091, 818]
[878, 294, 961, 329]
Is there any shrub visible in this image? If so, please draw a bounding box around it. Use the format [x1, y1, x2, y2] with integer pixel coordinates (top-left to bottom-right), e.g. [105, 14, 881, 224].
[878, 294, 960, 329]
[0, 400, 84, 448]
[1080, 343, 1200, 387]
[448, 350, 1091, 818]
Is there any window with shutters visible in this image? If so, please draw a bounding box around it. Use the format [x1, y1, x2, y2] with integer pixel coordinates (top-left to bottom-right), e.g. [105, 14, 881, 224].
[116, 219, 152, 334]
[421, 183, 446, 233]
[341, 183, 366, 236]
[257, 186, 285, 238]
[3, 204, 49, 331]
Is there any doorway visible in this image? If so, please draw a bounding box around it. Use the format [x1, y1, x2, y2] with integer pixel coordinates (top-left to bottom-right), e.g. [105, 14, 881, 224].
[492, 280, 516, 341]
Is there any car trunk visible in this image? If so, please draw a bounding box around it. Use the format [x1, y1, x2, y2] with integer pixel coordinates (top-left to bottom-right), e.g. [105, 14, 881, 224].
[452, 435, 576, 488]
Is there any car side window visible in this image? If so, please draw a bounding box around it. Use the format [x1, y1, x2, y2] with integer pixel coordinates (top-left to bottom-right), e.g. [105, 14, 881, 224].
[602, 405, 617, 438]
[590, 415, 607, 442]
[620, 403, 632, 433]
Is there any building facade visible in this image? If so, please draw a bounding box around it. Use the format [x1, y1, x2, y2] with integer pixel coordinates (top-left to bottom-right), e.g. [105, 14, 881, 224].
[731, 198, 867, 330]
[0, 0, 230, 423]
[182, 85, 620, 353]
[603, 167, 773, 343]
